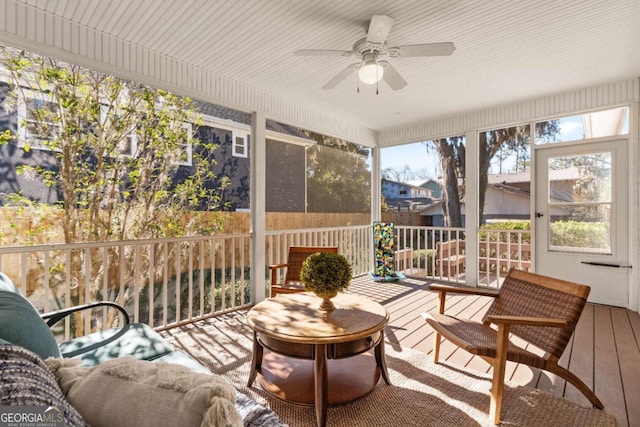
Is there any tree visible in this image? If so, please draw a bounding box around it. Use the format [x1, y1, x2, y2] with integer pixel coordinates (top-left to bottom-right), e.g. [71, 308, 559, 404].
[305, 132, 370, 213]
[382, 165, 414, 182]
[0, 47, 227, 327]
[433, 137, 464, 227]
[430, 122, 558, 226]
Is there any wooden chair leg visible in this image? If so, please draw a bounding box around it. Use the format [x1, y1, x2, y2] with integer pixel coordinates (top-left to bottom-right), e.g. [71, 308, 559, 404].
[432, 290, 447, 364]
[489, 324, 510, 425]
[433, 331, 441, 364]
[547, 363, 604, 409]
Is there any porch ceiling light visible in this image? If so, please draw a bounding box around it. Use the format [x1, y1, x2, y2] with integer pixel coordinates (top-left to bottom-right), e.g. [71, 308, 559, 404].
[358, 53, 384, 85]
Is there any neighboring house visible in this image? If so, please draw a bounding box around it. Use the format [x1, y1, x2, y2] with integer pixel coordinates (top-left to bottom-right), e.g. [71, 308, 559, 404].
[381, 178, 435, 215]
[420, 169, 581, 226]
[0, 82, 314, 212]
[382, 178, 432, 198]
[406, 179, 442, 198]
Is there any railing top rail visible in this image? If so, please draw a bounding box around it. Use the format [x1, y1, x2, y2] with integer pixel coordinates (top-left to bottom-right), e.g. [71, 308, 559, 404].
[265, 225, 370, 235]
[0, 232, 252, 255]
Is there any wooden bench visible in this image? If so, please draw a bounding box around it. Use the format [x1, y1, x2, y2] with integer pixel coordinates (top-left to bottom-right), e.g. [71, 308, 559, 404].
[435, 240, 466, 277]
[394, 247, 414, 272]
[478, 242, 531, 276]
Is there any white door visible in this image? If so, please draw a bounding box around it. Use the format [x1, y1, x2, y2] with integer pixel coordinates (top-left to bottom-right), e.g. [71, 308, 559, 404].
[534, 139, 630, 307]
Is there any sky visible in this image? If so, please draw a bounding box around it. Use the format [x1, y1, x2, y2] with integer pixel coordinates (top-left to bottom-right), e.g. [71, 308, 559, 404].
[378, 107, 629, 181]
[380, 142, 440, 179]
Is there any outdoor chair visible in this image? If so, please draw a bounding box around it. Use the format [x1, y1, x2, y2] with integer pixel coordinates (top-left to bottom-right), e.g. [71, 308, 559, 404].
[269, 246, 338, 297]
[423, 268, 604, 425]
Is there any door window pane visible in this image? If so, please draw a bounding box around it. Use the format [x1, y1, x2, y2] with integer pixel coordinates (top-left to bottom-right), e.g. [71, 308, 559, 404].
[547, 152, 612, 253]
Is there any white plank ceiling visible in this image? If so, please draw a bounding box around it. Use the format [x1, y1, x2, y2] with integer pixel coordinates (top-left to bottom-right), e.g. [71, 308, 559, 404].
[4, 0, 640, 141]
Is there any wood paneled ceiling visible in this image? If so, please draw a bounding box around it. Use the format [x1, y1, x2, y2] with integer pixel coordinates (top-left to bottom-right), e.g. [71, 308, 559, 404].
[5, 0, 640, 136]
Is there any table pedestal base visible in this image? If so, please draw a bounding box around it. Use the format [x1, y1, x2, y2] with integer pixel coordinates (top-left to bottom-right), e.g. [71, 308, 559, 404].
[258, 350, 381, 406]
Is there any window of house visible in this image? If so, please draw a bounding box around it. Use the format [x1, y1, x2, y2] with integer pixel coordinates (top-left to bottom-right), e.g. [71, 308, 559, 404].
[232, 132, 249, 158]
[99, 104, 138, 157]
[177, 123, 193, 166]
[399, 190, 408, 195]
[118, 134, 137, 157]
[17, 92, 60, 149]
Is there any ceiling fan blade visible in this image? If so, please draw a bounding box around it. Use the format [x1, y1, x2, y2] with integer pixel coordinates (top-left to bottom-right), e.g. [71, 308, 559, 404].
[365, 15, 395, 44]
[379, 61, 407, 90]
[322, 64, 359, 89]
[293, 49, 353, 57]
[393, 42, 456, 57]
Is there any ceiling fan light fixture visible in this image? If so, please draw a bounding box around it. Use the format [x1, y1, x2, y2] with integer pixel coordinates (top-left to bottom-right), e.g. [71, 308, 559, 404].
[358, 58, 384, 85]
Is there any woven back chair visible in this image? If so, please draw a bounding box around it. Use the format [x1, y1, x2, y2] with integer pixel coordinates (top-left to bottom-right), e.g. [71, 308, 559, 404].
[423, 268, 603, 425]
[269, 246, 338, 297]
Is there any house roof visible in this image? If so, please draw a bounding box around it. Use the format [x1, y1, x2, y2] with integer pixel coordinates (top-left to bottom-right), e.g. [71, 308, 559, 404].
[196, 102, 314, 145]
[385, 197, 435, 211]
[381, 178, 431, 191]
[488, 167, 581, 184]
[1, 1, 637, 146]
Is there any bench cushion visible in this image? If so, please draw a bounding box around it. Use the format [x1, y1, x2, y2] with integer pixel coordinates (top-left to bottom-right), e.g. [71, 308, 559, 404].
[59, 323, 175, 366]
[0, 289, 62, 359]
[46, 356, 242, 427]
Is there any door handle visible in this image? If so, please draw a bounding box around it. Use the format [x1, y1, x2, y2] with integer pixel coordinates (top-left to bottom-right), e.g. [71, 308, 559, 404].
[535, 212, 544, 218]
[581, 261, 632, 269]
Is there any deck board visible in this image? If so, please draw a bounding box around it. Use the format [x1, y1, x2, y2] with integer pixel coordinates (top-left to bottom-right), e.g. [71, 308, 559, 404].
[611, 308, 640, 427]
[164, 274, 638, 427]
[346, 275, 639, 427]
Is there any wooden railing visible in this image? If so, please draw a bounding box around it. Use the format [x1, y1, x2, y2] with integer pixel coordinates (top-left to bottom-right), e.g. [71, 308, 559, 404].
[0, 224, 531, 339]
[393, 225, 531, 287]
[265, 225, 371, 282]
[393, 226, 466, 284]
[0, 225, 372, 340]
[0, 234, 252, 340]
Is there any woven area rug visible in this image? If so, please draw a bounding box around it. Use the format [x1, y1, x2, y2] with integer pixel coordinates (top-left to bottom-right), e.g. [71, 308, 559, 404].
[161, 311, 616, 427]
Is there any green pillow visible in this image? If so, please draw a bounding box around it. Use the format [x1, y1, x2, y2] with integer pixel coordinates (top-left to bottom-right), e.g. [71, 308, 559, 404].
[0, 272, 21, 293]
[0, 288, 61, 359]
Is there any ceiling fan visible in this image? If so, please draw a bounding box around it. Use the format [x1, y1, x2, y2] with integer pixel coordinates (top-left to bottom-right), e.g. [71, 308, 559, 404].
[293, 15, 456, 91]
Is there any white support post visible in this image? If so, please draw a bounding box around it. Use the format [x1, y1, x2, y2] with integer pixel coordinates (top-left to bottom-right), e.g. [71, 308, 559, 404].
[250, 111, 266, 302]
[465, 130, 478, 287]
[371, 145, 382, 273]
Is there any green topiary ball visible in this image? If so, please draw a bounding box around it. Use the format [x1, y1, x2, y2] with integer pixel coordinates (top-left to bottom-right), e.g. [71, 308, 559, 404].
[300, 252, 352, 297]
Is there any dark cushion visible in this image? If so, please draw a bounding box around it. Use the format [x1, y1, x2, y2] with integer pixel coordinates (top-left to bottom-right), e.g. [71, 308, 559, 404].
[0, 343, 89, 426]
[0, 288, 62, 359]
[58, 323, 176, 366]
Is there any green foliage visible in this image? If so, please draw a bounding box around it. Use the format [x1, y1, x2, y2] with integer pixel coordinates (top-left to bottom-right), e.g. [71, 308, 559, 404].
[550, 220, 609, 249]
[479, 221, 531, 243]
[305, 131, 371, 213]
[300, 252, 352, 297]
[412, 249, 435, 274]
[0, 45, 226, 244]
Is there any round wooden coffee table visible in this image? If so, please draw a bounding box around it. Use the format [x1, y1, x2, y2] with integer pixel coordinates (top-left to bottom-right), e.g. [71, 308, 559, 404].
[246, 292, 391, 427]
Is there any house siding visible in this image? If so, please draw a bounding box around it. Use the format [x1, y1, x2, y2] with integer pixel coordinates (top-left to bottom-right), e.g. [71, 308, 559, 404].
[0, 79, 311, 212]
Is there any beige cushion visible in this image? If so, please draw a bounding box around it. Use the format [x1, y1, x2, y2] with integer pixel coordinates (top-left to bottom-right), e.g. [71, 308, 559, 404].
[46, 356, 242, 427]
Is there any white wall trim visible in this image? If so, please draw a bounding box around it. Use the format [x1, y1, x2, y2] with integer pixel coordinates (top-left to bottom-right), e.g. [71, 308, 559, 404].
[379, 78, 640, 146]
[0, 0, 377, 146]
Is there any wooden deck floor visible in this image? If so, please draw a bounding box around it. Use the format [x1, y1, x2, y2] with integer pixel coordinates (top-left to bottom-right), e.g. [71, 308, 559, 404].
[347, 275, 640, 427]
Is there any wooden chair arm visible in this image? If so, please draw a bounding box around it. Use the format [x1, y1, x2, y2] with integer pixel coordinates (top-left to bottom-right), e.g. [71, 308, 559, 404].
[485, 315, 568, 328]
[268, 263, 288, 270]
[269, 263, 289, 287]
[430, 284, 499, 314]
[429, 284, 500, 297]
